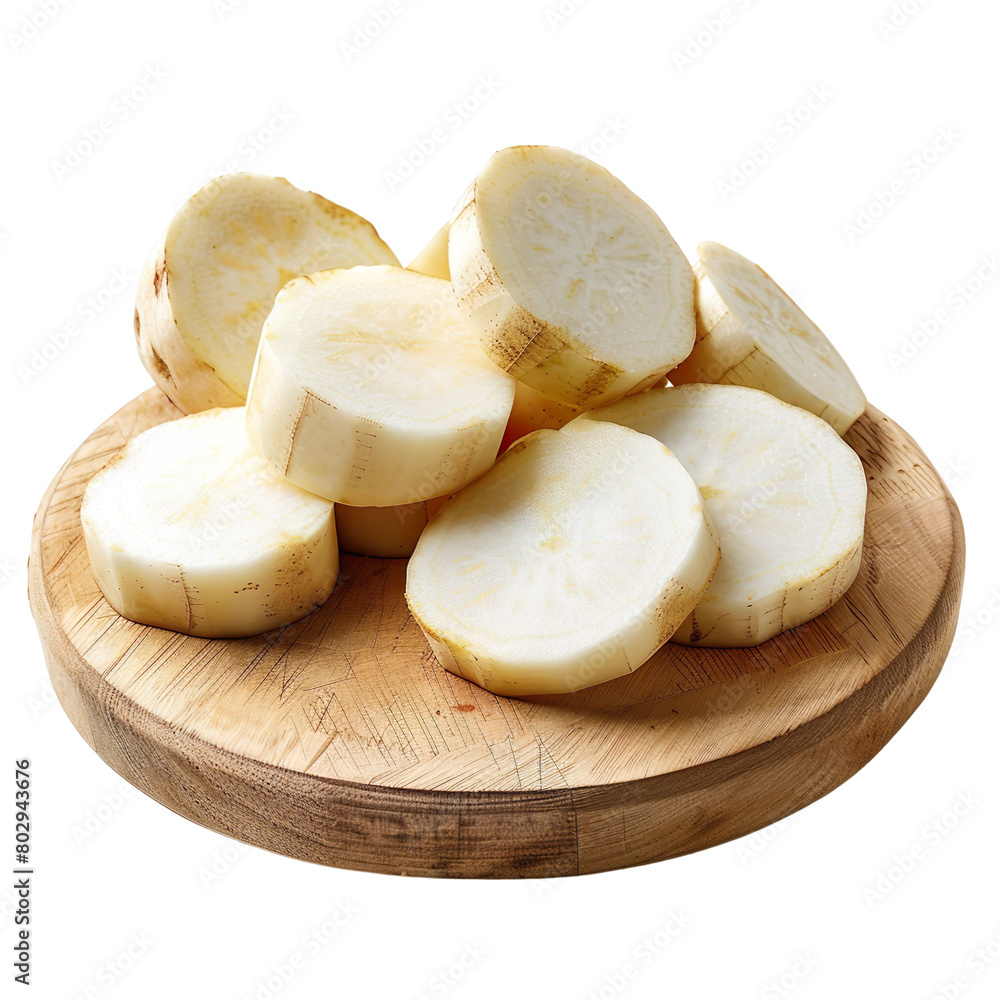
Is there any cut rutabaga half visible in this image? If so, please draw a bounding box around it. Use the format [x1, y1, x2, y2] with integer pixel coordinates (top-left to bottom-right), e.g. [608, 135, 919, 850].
[407, 223, 451, 279]
[579, 384, 867, 647]
[448, 145, 696, 409]
[80, 408, 338, 638]
[135, 172, 399, 413]
[670, 242, 866, 435]
[405, 421, 720, 697]
[246, 265, 516, 506]
[335, 496, 449, 559]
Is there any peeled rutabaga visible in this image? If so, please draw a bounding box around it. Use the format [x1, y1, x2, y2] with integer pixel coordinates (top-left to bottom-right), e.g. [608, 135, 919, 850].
[670, 242, 866, 435]
[449, 145, 696, 410]
[405, 420, 720, 696]
[135, 172, 399, 414]
[246, 265, 516, 506]
[80, 407, 338, 638]
[579, 384, 867, 646]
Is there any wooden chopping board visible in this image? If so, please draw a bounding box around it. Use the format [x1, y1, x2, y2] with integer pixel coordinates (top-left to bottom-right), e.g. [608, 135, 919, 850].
[28, 388, 965, 878]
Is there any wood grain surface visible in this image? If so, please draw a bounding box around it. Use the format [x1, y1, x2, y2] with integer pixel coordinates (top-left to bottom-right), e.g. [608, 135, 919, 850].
[28, 388, 965, 877]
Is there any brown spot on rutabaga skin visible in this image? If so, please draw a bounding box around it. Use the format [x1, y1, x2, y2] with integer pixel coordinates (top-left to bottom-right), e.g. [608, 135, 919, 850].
[521, 351, 619, 407]
[153, 258, 167, 295]
[576, 359, 621, 401]
[133, 309, 141, 340]
[489, 308, 565, 377]
[452, 247, 501, 316]
[149, 346, 174, 384]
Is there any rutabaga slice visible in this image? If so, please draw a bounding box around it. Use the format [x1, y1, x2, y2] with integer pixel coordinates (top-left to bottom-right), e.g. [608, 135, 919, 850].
[246, 265, 516, 506]
[335, 496, 449, 559]
[579, 384, 867, 647]
[405, 421, 720, 697]
[669, 242, 867, 435]
[80, 407, 338, 638]
[448, 145, 696, 409]
[407, 224, 451, 279]
[135, 172, 399, 413]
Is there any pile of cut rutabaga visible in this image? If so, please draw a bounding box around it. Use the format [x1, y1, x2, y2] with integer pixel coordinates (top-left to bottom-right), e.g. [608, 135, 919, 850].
[82, 145, 868, 697]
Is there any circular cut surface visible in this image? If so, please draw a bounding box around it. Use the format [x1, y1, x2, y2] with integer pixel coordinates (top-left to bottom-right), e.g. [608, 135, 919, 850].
[166, 173, 399, 397]
[681, 242, 867, 431]
[29, 390, 963, 877]
[262, 267, 512, 427]
[82, 408, 331, 565]
[245, 266, 515, 506]
[475, 147, 690, 368]
[80, 406, 337, 637]
[406, 421, 718, 693]
[580, 385, 867, 645]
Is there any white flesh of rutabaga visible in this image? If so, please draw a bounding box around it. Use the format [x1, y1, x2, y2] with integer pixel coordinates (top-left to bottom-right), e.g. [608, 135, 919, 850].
[245, 265, 516, 506]
[670, 242, 867, 435]
[579, 384, 867, 647]
[135, 172, 398, 413]
[405, 420, 720, 696]
[81, 408, 338, 638]
[448, 146, 695, 410]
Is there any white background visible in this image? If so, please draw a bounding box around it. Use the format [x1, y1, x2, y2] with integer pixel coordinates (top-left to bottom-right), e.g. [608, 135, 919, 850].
[3, 0, 998, 997]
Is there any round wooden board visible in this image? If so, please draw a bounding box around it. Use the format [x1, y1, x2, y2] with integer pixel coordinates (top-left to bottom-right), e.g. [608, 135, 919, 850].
[29, 389, 964, 878]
